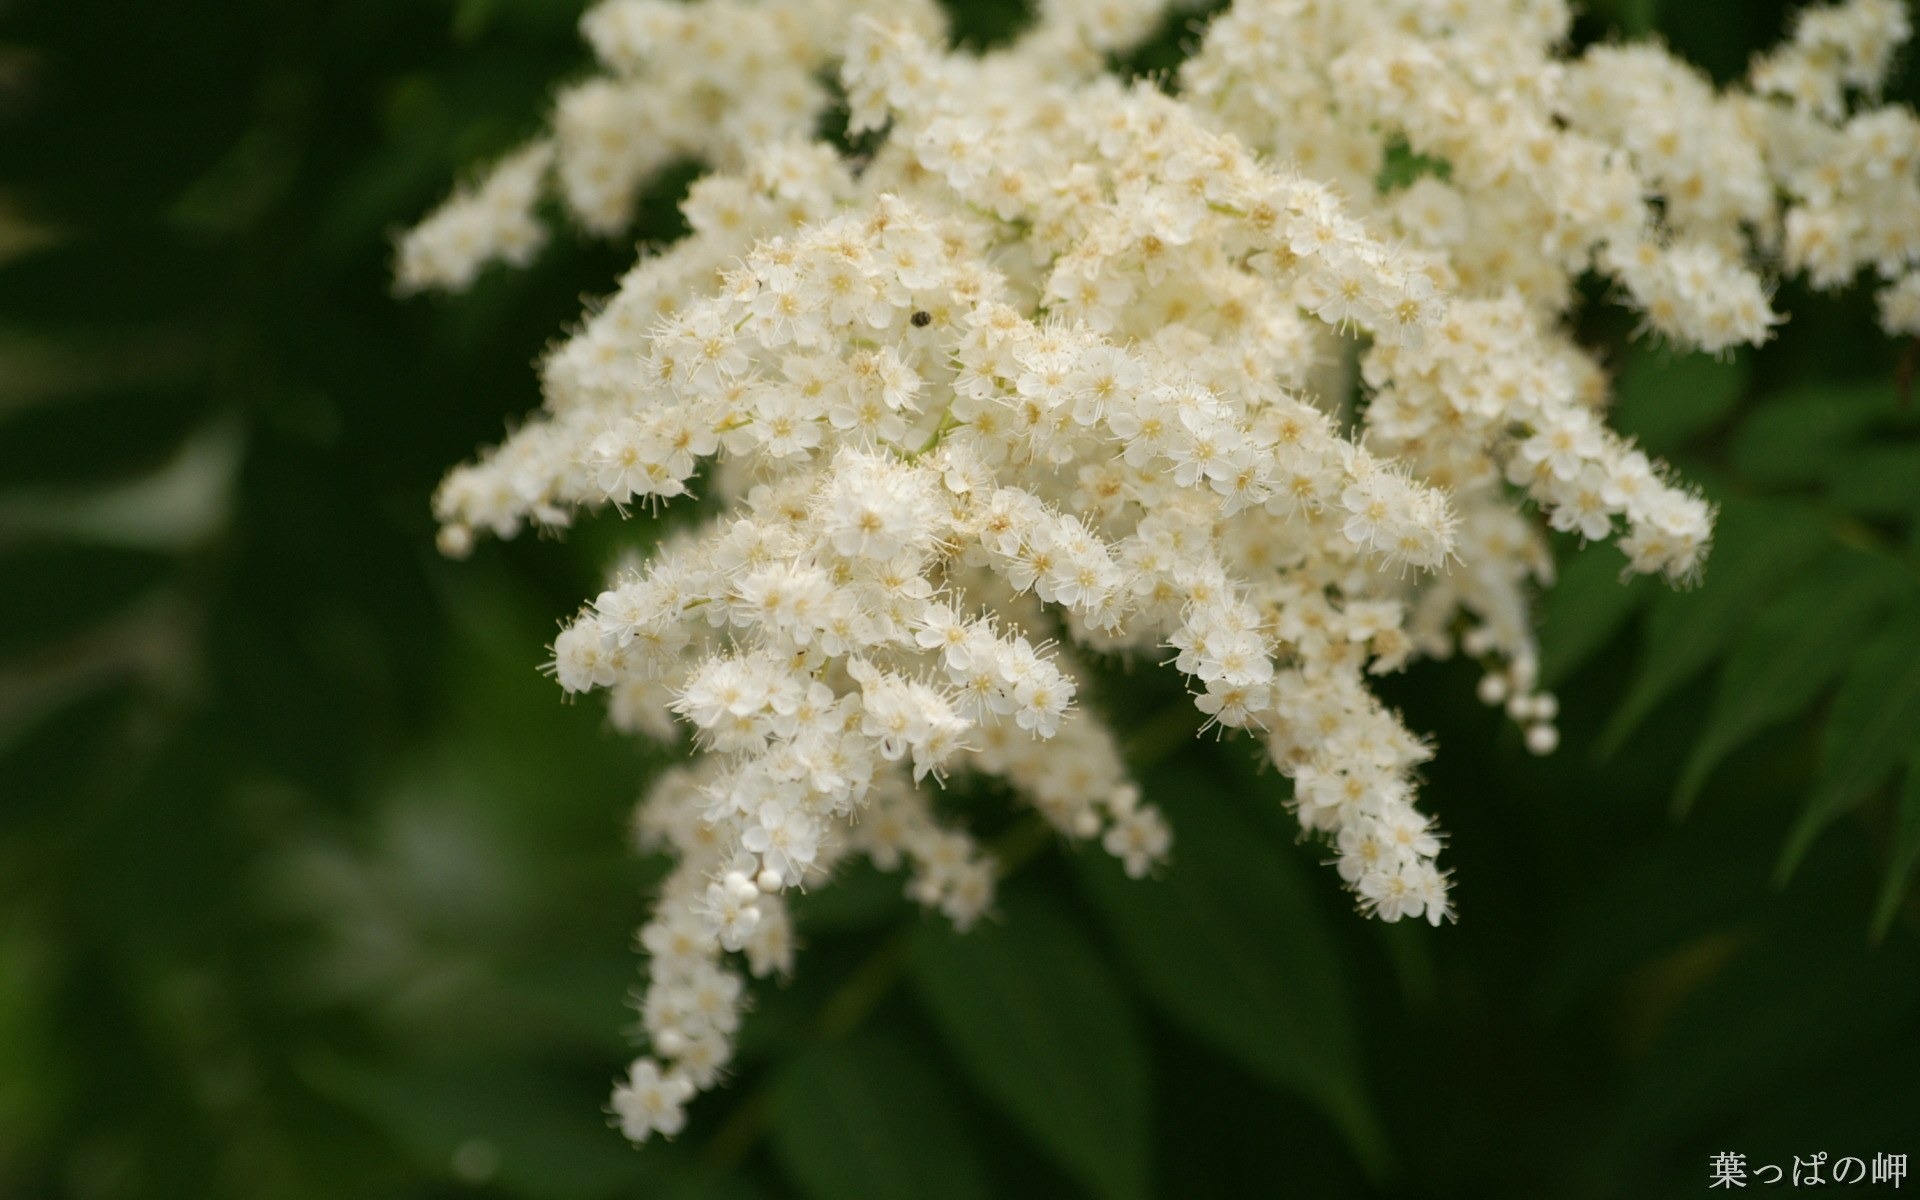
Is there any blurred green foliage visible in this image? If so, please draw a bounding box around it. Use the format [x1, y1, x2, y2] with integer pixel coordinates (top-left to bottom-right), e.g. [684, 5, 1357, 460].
[2, 1, 1917, 1198]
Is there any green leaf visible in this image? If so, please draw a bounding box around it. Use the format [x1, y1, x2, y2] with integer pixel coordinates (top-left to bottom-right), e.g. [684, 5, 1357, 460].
[1072, 756, 1389, 1180]
[656, 1181, 780, 1200]
[301, 1054, 648, 1200]
[1592, 903, 1920, 1178]
[1827, 443, 1920, 519]
[1611, 345, 1747, 455]
[1593, 0, 1658, 34]
[1778, 614, 1920, 884]
[1731, 381, 1897, 486]
[1539, 542, 1653, 689]
[1532, 828, 1766, 1021]
[1376, 139, 1451, 192]
[1598, 498, 1828, 758]
[910, 885, 1151, 1200]
[0, 542, 174, 665]
[771, 1028, 990, 1200]
[0, 378, 214, 490]
[0, 920, 61, 1152]
[1672, 550, 1899, 815]
[1872, 757, 1920, 942]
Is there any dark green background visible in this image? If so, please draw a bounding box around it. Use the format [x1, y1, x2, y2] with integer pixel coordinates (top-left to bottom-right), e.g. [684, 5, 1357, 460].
[3, 1, 1918, 1197]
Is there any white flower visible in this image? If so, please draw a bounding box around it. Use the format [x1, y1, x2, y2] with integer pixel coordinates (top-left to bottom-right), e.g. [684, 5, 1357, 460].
[817, 450, 940, 560]
[610, 1058, 694, 1142]
[1103, 805, 1172, 878]
[740, 801, 822, 886]
[695, 871, 763, 952]
[552, 621, 619, 694]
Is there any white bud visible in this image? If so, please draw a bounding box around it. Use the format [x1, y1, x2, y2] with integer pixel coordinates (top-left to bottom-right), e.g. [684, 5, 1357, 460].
[1477, 674, 1509, 706]
[436, 523, 474, 559]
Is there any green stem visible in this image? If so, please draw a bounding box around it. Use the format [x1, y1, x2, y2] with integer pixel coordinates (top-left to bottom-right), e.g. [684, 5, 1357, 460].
[813, 926, 915, 1043]
[904, 408, 962, 460]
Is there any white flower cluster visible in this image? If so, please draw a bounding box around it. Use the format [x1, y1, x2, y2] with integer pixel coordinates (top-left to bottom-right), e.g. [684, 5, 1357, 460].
[395, 140, 553, 295]
[401, 0, 1919, 1145]
[392, 0, 1190, 293]
[1181, 0, 1920, 346]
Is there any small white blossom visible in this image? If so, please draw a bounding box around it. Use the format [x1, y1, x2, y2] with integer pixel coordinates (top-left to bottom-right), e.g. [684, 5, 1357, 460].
[610, 1058, 694, 1142]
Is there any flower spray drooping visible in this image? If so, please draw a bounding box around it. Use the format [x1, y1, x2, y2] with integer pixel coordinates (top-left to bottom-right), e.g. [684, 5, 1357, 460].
[401, 0, 1920, 1142]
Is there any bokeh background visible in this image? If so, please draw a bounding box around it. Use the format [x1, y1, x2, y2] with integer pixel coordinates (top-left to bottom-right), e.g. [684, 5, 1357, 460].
[3, 0, 1919, 1197]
